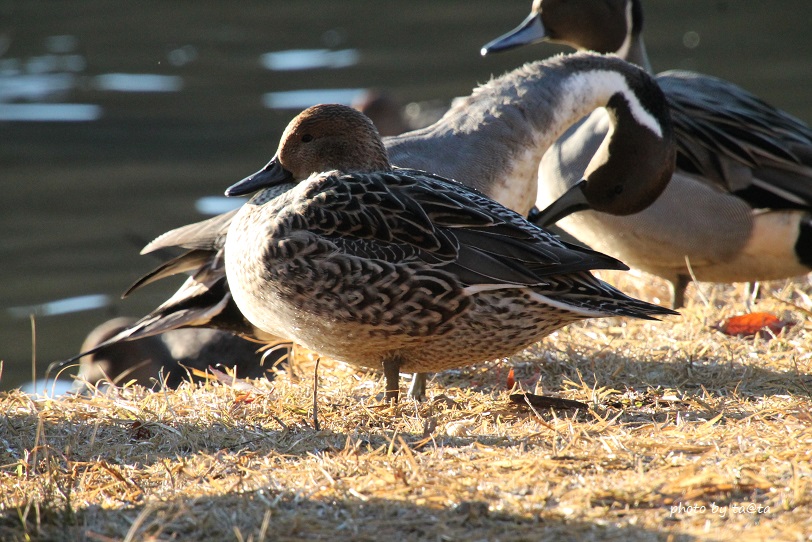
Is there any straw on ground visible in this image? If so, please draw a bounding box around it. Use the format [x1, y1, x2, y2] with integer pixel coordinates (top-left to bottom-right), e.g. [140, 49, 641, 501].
[1, 274, 811, 541]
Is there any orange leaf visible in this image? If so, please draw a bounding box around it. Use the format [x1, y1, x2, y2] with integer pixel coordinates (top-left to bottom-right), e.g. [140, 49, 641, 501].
[234, 392, 254, 404]
[506, 368, 515, 390]
[714, 312, 793, 338]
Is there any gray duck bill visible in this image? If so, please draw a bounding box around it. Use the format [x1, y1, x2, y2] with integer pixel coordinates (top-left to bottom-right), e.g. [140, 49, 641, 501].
[529, 180, 590, 227]
[225, 156, 294, 197]
[480, 12, 546, 56]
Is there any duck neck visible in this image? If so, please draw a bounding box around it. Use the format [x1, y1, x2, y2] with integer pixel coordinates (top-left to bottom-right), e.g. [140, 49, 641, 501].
[616, 0, 652, 73]
[385, 52, 664, 216]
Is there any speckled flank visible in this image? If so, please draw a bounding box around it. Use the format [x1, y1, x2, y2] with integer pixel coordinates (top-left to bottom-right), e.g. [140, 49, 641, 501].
[225, 104, 675, 385]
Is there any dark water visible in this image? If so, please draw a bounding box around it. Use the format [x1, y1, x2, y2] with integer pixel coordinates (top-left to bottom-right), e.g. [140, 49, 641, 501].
[2, 0, 811, 390]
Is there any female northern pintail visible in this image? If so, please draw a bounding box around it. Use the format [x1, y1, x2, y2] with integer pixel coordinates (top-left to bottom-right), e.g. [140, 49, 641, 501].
[81, 52, 676, 399]
[483, 0, 812, 308]
[223, 103, 676, 402]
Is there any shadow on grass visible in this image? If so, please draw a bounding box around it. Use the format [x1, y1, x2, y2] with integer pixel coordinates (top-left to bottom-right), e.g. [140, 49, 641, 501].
[0, 485, 702, 542]
[413, 336, 811, 429]
[427, 342, 812, 402]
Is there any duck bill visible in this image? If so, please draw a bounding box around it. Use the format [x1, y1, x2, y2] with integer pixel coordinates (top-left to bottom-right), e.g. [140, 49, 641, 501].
[225, 156, 294, 197]
[481, 12, 547, 55]
[529, 180, 590, 228]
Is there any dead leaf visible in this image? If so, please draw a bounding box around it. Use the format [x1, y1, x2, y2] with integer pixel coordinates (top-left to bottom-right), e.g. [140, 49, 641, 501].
[233, 392, 255, 404]
[129, 421, 153, 441]
[208, 366, 265, 392]
[506, 368, 515, 390]
[713, 312, 793, 338]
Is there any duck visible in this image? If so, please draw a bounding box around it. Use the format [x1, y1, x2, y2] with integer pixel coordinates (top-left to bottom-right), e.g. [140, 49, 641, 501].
[352, 90, 411, 137]
[385, 52, 675, 220]
[73, 317, 283, 393]
[90, 51, 676, 399]
[74, 317, 175, 390]
[482, 0, 812, 308]
[222, 102, 677, 402]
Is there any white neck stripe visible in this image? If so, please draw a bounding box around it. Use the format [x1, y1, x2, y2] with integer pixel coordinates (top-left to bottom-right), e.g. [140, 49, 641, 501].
[615, 2, 635, 59]
[560, 69, 662, 138]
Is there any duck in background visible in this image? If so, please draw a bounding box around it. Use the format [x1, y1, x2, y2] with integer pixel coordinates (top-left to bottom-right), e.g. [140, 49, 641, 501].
[482, 0, 812, 308]
[352, 89, 450, 138]
[223, 103, 677, 402]
[65, 52, 677, 399]
[73, 317, 285, 392]
[352, 90, 410, 137]
[74, 317, 175, 390]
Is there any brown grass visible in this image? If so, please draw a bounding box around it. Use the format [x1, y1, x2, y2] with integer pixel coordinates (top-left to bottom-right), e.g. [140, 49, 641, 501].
[2, 274, 811, 541]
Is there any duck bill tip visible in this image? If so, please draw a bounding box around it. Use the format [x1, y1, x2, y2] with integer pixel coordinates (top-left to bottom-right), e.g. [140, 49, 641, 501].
[225, 158, 293, 197]
[481, 12, 546, 56]
[530, 180, 590, 228]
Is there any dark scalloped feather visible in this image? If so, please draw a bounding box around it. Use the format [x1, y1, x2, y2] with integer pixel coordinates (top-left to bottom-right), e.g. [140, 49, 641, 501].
[274, 170, 630, 292]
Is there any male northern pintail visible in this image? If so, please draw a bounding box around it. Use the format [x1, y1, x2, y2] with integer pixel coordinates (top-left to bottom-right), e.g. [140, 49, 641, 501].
[77, 52, 676, 399]
[483, 0, 812, 308]
[223, 103, 677, 402]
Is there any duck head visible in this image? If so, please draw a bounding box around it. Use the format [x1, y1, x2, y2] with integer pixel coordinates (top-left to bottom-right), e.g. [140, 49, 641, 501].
[226, 104, 391, 196]
[532, 58, 676, 227]
[481, 0, 638, 56]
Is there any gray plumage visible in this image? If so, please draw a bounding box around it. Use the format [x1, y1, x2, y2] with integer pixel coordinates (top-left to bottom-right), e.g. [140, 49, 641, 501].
[483, 0, 812, 308]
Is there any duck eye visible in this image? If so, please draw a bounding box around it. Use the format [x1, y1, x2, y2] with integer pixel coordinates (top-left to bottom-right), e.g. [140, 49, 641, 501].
[301, 134, 314, 143]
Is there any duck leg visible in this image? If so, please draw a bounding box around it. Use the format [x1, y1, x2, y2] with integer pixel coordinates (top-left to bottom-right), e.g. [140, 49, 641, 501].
[670, 275, 690, 309]
[744, 281, 761, 312]
[382, 357, 402, 403]
[407, 372, 427, 400]
[312, 357, 320, 431]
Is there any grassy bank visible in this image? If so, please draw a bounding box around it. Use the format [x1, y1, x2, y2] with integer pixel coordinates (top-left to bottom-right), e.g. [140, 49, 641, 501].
[2, 274, 811, 541]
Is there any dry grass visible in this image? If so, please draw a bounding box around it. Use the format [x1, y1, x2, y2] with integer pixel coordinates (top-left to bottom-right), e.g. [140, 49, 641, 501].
[2, 274, 811, 541]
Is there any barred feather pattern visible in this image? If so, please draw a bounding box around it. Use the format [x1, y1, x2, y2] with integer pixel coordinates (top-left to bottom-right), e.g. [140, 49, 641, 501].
[226, 166, 674, 373]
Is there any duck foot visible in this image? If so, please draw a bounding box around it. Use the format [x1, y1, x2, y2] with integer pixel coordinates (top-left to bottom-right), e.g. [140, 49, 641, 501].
[670, 275, 690, 309]
[407, 373, 427, 400]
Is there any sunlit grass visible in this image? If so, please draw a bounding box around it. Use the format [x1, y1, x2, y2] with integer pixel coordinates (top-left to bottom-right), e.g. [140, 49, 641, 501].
[1, 275, 811, 541]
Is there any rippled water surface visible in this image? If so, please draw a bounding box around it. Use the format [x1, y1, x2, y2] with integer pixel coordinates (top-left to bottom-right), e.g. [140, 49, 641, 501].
[2, 0, 811, 389]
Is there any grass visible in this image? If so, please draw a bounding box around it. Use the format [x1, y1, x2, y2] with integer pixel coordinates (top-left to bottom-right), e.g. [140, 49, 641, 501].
[1, 273, 811, 541]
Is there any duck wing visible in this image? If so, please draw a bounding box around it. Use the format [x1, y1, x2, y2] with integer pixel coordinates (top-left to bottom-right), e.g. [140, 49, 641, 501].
[283, 169, 628, 289]
[142, 208, 238, 254]
[659, 70, 812, 209]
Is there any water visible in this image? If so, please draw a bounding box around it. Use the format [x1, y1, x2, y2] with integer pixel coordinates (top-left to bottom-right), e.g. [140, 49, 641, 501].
[262, 88, 367, 110]
[260, 49, 360, 71]
[2, 0, 811, 390]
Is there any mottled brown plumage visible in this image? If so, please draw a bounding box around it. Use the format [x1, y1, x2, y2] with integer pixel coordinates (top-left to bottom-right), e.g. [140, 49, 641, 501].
[225, 104, 676, 400]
